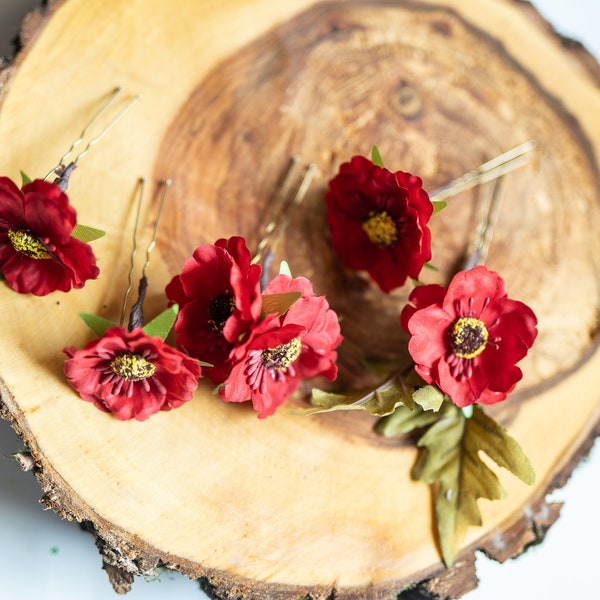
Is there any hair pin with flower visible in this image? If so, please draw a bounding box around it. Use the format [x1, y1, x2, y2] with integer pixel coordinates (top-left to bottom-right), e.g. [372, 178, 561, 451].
[0, 87, 139, 296]
[165, 158, 342, 418]
[305, 144, 538, 567]
[63, 178, 202, 421]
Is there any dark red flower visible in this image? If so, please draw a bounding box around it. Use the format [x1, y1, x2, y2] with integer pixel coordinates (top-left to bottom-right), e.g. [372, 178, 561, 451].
[220, 275, 342, 418]
[325, 155, 433, 293]
[402, 266, 538, 407]
[165, 236, 262, 384]
[63, 326, 202, 421]
[0, 177, 99, 295]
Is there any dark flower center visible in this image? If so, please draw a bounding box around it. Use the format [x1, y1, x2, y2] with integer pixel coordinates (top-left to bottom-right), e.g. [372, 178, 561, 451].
[208, 293, 236, 332]
[8, 229, 51, 259]
[362, 211, 398, 247]
[450, 317, 488, 359]
[261, 338, 302, 370]
[110, 353, 156, 381]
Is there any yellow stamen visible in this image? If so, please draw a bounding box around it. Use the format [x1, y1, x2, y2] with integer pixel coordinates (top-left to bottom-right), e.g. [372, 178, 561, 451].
[110, 354, 156, 381]
[362, 211, 398, 247]
[8, 230, 51, 259]
[451, 317, 488, 359]
[262, 337, 302, 370]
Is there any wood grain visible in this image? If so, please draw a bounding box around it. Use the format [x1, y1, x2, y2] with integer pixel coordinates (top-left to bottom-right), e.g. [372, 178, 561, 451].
[0, 1, 599, 598]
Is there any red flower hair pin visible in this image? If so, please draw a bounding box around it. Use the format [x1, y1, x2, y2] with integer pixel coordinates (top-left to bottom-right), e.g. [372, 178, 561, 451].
[63, 179, 202, 421]
[165, 159, 343, 418]
[309, 144, 539, 566]
[0, 87, 139, 296]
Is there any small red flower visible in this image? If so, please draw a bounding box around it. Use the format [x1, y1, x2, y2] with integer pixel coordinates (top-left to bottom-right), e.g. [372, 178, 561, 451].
[63, 326, 201, 421]
[325, 155, 433, 293]
[220, 275, 342, 418]
[0, 177, 99, 295]
[165, 236, 262, 384]
[401, 266, 538, 407]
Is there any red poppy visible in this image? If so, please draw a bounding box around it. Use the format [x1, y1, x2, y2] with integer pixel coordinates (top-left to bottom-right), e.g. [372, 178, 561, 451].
[401, 266, 538, 407]
[63, 326, 202, 421]
[325, 155, 433, 293]
[165, 236, 262, 384]
[220, 275, 342, 418]
[0, 177, 99, 296]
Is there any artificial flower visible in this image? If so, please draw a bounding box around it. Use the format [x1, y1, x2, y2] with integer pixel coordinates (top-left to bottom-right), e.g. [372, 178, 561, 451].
[166, 236, 262, 383]
[220, 274, 342, 418]
[401, 266, 537, 407]
[0, 177, 99, 295]
[63, 326, 201, 421]
[325, 155, 433, 293]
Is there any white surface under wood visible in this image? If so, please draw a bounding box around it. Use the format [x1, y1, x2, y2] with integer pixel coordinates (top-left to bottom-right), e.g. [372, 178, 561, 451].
[0, 0, 598, 598]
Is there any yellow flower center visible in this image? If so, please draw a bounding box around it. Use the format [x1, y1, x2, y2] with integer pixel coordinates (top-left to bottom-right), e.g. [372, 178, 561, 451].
[8, 229, 51, 259]
[451, 317, 488, 359]
[362, 211, 398, 247]
[110, 354, 156, 381]
[261, 337, 302, 370]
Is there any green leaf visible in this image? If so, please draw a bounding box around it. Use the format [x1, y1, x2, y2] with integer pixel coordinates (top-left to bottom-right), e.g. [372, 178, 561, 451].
[423, 262, 439, 271]
[261, 291, 301, 319]
[303, 378, 415, 417]
[279, 260, 292, 277]
[376, 404, 439, 437]
[20, 170, 32, 186]
[413, 385, 444, 412]
[432, 200, 447, 215]
[79, 312, 117, 337]
[72, 223, 106, 243]
[413, 404, 535, 567]
[371, 145, 385, 168]
[143, 305, 179, 340]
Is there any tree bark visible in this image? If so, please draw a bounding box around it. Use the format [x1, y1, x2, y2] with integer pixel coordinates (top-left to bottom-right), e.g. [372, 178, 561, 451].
[1, 0, 599, 598]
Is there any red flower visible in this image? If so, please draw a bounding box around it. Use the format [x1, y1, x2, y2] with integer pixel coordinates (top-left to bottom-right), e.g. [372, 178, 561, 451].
[402, 266, 538, 407]
[63, 326, 201, 421]
[325, 155, 433, 293]
[220, 275, 342, 418]
[0, 177, 99, 295]
[165, 236, 262, 384]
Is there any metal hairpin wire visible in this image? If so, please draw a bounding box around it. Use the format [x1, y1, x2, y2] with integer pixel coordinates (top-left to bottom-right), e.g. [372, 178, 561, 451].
[44, 87, 141, 184]
[252, 158, 317, 272]
[430, 140, 535, 202]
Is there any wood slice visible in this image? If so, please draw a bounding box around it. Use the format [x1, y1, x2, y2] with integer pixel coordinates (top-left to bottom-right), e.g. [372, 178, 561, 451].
[1, 0, 599, 598]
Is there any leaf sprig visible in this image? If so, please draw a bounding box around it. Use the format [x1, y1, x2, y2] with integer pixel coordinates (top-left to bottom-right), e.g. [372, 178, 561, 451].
[409, 403, 535, 566]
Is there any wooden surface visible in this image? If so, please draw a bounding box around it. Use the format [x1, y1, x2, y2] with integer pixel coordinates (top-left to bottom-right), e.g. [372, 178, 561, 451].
[1, 1, 599, 598]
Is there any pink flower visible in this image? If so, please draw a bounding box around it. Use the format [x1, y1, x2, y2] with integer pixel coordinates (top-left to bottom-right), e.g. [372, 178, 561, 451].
[401, 266, 538, 407]
[220, 275, 342, 418]
[63, 326, 201, 421]
[165, 236, 262, 384]
[0, 177, 99, 295]
[325, 156, 433, 293]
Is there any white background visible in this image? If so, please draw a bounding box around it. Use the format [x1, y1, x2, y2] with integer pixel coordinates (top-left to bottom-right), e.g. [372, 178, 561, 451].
[0, 0, 599, 598]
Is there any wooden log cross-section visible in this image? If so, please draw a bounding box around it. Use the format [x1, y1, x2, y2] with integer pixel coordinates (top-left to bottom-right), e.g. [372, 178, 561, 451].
[1, 0, 600, 598]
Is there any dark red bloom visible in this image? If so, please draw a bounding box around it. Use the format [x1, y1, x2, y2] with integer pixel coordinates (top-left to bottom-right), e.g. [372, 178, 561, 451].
[63, 326, 201, 421]
[165, 236, 262, 383]
[402, 266, 538, 407]
[325, 155, 433, 293]
[220, 275, 342, 418]
[0, 177, 99, 295]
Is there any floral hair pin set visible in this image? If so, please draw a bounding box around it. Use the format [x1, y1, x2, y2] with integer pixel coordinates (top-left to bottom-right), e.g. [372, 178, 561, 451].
[0, 89, 539, 568]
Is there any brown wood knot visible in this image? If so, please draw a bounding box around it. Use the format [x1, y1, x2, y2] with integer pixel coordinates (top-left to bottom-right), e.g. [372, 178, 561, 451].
[395, 81, 423, 120]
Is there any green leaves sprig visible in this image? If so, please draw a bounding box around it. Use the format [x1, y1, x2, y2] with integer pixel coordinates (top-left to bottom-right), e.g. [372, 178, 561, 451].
[79, 304, 179, 341]
[305, 370, 444, 417]
[382, 402, 535, 567]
